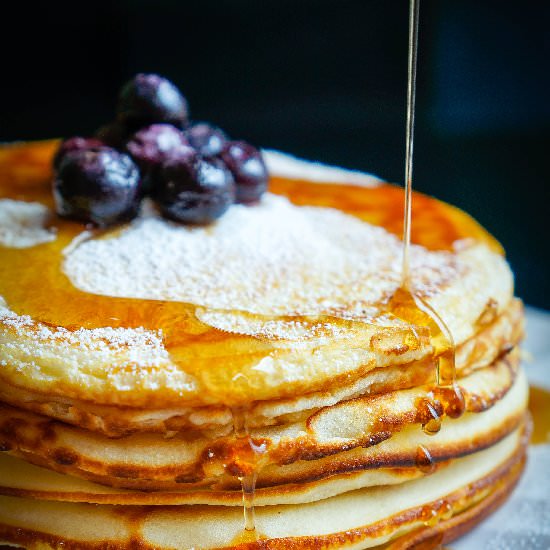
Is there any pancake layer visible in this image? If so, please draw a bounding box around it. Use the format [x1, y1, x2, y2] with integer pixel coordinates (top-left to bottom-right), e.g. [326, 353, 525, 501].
[0, 296, 523, 436]
[0, 364, 527, 504]
[0, 352, 525, 494]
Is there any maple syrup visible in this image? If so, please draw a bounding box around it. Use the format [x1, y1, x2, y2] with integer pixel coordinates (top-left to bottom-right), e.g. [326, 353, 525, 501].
[418, 396, 442, 436]
[415, 444, 436, 475]
[230, 407, 267, 536]
[528, 385, 550, 445]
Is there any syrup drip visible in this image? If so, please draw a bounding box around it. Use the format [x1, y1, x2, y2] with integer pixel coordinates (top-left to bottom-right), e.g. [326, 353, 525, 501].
[415, 444, 436, 475]
[231, 407, 263, 537]
[239, 472, 258, 533]
[419, 499, 453, 528]
[420, 396, 442, 436]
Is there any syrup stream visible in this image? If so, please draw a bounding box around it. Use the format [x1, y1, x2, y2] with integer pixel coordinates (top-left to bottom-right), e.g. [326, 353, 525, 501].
[401, 0, 419, 288]
[398, 0, 465, 448]
[240, 472, 258, 532]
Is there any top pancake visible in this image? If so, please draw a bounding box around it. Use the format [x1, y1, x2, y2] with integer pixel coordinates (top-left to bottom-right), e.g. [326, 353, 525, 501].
[0, 141, 514, 409]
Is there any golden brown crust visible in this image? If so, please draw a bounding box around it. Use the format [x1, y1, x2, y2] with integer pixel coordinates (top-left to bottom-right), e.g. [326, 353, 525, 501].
[0, 355, 524, 492]
[0, 385, 526, 504]
[384, 448, 525, 550]
[0, 421, 528, 549]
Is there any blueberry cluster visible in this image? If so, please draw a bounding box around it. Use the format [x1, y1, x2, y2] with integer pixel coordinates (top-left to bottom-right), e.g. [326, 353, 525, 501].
[53, 74, 268, 227]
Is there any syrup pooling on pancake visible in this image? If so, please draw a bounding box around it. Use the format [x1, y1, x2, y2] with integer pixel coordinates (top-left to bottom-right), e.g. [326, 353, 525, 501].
[528, 385, 550, 445]
[0, 142, 503, 332]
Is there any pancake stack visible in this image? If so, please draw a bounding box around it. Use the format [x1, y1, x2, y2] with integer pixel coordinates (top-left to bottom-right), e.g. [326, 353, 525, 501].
[0, 141, 528, 549]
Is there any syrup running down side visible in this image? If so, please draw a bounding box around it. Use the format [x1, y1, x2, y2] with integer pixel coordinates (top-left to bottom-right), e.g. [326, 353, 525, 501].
[231, 407, 267, 539]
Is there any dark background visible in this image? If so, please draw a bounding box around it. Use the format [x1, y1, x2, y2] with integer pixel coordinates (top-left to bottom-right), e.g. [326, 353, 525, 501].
[1, 0, 548, 308]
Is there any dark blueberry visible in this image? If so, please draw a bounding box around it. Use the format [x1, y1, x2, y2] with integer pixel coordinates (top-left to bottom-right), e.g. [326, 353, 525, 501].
[53, 148, 141, 227]
[95, 121, 132, 149]
[125, 124, 190, 193]
[184, 122, 227, 157]
[153, 152, 235, 225]
[117, 73, 189, 129]
[53, 137, 104, 170]
[221, 141, 268, 204]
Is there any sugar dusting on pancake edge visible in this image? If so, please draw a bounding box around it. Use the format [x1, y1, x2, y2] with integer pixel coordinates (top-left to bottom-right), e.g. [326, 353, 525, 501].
[0, 297, 169, 367]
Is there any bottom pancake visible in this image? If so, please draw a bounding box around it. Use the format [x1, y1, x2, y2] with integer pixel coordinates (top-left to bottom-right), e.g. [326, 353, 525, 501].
[0, 422, 527, 550]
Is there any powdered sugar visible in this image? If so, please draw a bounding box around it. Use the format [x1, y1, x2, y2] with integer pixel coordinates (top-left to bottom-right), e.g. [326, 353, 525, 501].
[0, 297, 168, 365]
[63, 194, 459, 321]
[195, 310, 360, 344]
[0, 199, 56, 248]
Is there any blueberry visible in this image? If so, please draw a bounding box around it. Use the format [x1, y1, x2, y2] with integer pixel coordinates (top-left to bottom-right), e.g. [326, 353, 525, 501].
[117, 73, 189, 129]
[221, 141, 268, 204]
[53, 137, 104, 170]
[125, 124, 190, 193]
[184, 122, 227, 157]
[153, 151, 235, 225]
[95, 121, 131, 149]
[53, 148, 141, 227]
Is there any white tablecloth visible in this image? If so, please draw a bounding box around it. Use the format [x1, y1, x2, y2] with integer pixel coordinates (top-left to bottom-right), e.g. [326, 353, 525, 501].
[454, 306, 550, 549]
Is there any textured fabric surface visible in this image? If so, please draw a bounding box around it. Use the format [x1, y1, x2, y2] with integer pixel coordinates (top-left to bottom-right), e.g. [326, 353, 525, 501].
[454, 306, 550, 549]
